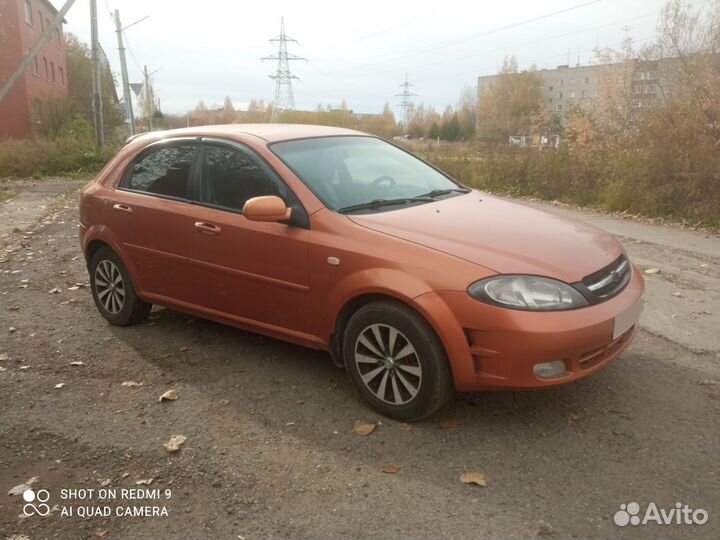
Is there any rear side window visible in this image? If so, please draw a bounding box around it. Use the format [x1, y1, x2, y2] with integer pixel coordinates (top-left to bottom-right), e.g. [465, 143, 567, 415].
[124, 144, 196, 199]
[199, 144, 286, 212]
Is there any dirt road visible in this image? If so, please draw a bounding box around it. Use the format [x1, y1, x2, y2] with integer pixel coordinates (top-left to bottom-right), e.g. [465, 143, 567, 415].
[1, 180, 718, 540]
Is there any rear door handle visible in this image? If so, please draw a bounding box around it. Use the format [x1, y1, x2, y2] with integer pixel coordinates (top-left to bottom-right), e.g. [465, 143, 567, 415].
[194, 221, 221, 236]
[112, 203, 133, 214]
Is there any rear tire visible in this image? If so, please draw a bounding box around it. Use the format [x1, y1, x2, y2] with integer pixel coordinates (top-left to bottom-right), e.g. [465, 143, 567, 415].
[89, 247, 151, 326]
[343, 300, 454, 422]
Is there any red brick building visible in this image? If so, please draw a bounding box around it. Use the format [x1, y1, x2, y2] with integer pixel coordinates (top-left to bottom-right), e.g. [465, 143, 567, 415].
[0, 0, 68, 138]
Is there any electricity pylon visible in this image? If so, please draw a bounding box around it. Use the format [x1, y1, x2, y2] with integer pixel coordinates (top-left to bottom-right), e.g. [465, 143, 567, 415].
[262, 17, 306, 122]
[396, 73, 418, 132]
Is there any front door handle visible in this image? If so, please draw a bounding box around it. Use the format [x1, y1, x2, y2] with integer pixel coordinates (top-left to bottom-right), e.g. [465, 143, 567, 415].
[194, 221, 221, 236]
[112, 203, 133, 214]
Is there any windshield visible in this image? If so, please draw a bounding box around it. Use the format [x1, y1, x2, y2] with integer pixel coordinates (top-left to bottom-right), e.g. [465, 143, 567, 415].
[270, 136, 464, 212]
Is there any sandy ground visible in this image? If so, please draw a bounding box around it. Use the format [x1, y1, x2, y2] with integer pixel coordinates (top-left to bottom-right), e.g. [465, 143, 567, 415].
[0, 180, 718, 540]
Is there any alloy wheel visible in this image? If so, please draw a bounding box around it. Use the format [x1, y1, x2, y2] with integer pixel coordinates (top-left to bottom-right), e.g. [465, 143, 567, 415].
[94, 259, 125, 314]
[354, 323, 422, 405]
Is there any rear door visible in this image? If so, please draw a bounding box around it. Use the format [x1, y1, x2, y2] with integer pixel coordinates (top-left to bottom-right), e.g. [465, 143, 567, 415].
[189, 139, 313, 335]
[114, 139, 199, 303]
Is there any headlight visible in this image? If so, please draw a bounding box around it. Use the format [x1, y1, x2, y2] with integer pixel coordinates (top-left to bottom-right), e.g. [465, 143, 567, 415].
[468, 275, 588, 311]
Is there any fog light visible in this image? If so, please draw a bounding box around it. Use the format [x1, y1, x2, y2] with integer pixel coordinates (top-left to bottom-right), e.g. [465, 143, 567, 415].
[533, 360, 567, 380]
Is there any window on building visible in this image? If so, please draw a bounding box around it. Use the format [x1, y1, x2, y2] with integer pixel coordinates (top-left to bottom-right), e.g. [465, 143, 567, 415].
[581, 90, 586, 98]
[560, 79, 564, 86]
[558, 92, 563, 98]
[548, 86, 554, 91]
[29, 50, 38, 76]
[58, 67, 64, 86]
[585, 77, 590, 84]
[50, 62, 55, 83]
[570, 91, 575, 98]
[43, 57, 48, 79]
[54, 29, 61, 48]
[24, 0, 33, 25]
[548, 98, 553, 104]
[555, 104, 562, 112]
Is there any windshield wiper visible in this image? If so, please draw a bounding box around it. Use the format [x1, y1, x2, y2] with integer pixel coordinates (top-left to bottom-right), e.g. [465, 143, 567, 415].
[415, 187, 471, 198]
[338, 196, 434, 214]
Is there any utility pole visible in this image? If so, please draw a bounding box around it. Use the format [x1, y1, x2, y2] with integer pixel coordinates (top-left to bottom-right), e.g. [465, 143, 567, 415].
[262, 17, 306, 122]
[114, 10, 134, 136]
[144, 65, 154, 130]
[396, 73, 417, 132]
[0, 0, 76, 104]
[89, 0, 104, 147]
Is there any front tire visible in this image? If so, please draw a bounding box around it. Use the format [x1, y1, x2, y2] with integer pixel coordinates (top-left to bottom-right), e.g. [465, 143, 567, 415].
[343, 300, 454, 422]
[89, 247, 151, 326]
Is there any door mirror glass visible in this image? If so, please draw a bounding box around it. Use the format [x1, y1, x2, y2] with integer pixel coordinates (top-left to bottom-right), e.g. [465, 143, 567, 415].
[243, 196, 291, 223]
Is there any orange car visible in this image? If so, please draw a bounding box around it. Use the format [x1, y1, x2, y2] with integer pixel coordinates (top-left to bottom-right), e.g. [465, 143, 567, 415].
[79, 124, 644, 421]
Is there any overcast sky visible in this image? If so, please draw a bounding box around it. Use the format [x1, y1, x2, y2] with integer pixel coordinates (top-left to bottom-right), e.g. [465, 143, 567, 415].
[63, 0, 674, 116]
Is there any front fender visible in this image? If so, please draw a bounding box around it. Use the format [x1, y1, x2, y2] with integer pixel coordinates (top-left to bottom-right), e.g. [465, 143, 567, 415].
[320, 267, 432, 343]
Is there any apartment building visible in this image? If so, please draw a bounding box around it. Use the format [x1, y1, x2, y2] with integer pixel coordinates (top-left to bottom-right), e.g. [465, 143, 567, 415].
[0, 0, 68, 138]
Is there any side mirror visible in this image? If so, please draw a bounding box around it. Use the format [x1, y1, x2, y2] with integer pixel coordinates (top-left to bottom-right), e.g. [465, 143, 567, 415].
[242, 195, 292, 223]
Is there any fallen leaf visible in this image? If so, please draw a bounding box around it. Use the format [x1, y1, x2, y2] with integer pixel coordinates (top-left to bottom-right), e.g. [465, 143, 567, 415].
[48, 287, 61, 294]
[158, 389, 179, 402]
[100, 478, 112, 487]
[0, 367, 6, 372]
[70, 361, 85, 367]
[399, 423, 412, 432]
[8, 476, 39, 496]
[19, 365, 30, 370]
[0, 352, 8, 361]
[54, 383, 65, 389]
[353, 419, 376, 436]
[460, 471, 487, 487]
[121, 381, 143, 387]
[439, 418, 459, 429]
[135, 478, 153, 485]
[121, 472, 130, 478]
[382, 464, 400, 474]
[163, 435, 187, 453]
[644, 268, 661, 274]
[8, 305, 19, 311]
[218, 399, 230, 406]
[672, 292, 683, 297]
[9, 327, 16, 333]
[95, 530, 109, 538]
[68, 286, 79, 291]
[179, 346, 192, 352]
[295, 399, 305, 405]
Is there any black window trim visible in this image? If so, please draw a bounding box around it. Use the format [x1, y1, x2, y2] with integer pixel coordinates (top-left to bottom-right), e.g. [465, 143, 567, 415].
[118, 137, 201, 203]
[193, 137, 310, 229]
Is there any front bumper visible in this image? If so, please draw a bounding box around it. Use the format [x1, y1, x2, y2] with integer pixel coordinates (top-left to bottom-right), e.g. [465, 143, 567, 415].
[413, 267, 644, 391]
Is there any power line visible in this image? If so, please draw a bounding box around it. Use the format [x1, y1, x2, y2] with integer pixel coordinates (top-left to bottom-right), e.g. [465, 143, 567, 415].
[323, 0, 603, 74]
[322, 10, 661, 80]
[262, 17, 307, 122]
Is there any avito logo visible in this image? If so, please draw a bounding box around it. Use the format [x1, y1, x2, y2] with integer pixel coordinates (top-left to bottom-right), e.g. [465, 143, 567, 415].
[614, 501, 709, 527]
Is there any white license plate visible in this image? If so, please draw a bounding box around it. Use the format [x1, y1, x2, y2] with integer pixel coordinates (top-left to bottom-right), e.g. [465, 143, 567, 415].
[613, 299, 643, 339]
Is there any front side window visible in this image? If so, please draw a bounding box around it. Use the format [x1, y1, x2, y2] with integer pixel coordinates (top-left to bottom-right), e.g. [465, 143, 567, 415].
[271, 136, 462, 213]
[199, 144, 285, 212]
[124, 144, 196, 198]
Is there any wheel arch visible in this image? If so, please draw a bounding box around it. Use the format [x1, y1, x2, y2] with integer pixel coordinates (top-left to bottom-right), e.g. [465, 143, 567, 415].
[329, 291, 451, 374]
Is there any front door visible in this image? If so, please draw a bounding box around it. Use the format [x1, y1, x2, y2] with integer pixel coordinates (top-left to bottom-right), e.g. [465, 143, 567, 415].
[189, 141, 312, 336]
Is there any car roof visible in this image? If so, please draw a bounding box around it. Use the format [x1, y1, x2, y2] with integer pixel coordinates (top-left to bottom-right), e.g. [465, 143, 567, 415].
[126, 124, 368, 146]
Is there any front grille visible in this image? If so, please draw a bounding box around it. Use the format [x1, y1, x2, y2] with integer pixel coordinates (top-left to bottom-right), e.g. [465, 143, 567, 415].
[579, 254, 631, 300]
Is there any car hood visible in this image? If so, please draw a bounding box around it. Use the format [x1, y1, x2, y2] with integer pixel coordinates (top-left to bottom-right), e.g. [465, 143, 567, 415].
[348, 192, 623, 283]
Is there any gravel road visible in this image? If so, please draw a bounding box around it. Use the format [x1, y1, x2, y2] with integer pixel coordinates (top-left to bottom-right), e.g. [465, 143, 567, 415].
[1, 180, 718, 540]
